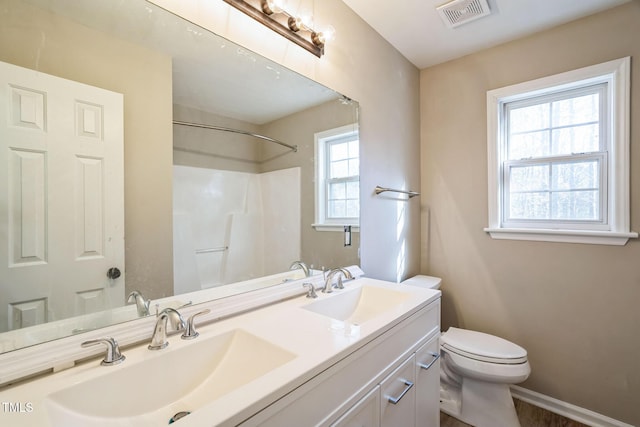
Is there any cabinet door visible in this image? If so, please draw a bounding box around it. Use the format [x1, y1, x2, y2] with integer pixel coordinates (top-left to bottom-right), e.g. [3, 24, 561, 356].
[332, 386, 380, 427]
[415, 335, 441, 427]
[380, 355, 416, 427]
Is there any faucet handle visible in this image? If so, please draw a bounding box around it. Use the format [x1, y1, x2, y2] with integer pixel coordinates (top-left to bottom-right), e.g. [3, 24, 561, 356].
[81, 337, 125, 366]
[181, 309, 211, 340]
[302, 282, 317, 299]
[177, 300, 193, 310]
[334, 268, 354, 289]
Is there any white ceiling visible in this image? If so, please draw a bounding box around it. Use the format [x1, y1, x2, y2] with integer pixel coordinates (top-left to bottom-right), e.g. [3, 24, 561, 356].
[342, 0, 631, 69]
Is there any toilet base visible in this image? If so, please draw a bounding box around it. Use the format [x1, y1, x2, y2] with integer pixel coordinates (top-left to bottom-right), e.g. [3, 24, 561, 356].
[440, 378, 521, 427]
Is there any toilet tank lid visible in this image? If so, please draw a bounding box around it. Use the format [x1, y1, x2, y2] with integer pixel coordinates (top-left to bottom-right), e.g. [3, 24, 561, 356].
[441, 327, 527, 361]
[401, 275, 442, 289]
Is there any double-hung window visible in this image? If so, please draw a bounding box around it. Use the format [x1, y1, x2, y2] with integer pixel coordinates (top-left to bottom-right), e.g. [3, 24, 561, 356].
[314, 124, 360, 231]
[485, 57, 636, 245]
[504, 85, 607, 227]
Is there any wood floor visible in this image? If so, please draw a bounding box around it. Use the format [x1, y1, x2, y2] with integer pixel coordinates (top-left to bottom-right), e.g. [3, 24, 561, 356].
[440, 399, 590, 427]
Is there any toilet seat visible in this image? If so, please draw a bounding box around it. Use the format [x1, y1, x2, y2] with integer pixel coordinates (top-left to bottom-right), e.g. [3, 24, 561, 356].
[441, 327, 528, 364]
[441, 349, 531, 384]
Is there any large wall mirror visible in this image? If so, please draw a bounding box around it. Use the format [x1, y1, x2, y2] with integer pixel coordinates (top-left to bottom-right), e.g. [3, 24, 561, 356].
[0, 0, 360, 353]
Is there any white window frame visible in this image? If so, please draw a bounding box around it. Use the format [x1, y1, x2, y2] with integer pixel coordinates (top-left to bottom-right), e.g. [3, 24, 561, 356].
[313, 124, 360, 232]
[485, 57, 637, 245]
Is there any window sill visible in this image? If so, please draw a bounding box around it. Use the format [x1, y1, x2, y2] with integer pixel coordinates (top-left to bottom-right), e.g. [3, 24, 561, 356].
[312, 224, 360, 232]
[484, 227, 638, 246]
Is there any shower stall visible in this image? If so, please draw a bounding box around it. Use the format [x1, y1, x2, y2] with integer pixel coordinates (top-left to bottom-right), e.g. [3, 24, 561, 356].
[173, 165, 301, 294]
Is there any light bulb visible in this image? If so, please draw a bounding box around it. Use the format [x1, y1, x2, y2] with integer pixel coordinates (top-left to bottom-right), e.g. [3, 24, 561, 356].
[311, 31, 325, 47]
[288, 16, 302, 32]
[300, 13, 313, 29]
[321, 25, 335, 43]
[261, 0, 286, 15]
[272, 0, 287, 13]
[312, 25, 335, 48]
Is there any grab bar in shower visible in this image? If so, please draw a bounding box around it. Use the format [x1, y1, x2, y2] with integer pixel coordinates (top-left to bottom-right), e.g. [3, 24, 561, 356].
[195, 246, 229, 254]
[173, 120, 298, 152]
[374, 185, 420, 198]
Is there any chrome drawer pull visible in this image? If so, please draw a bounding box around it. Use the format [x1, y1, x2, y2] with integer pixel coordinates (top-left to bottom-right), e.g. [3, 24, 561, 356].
[387, 380, 414, 404]
[418, 352, 440, 371]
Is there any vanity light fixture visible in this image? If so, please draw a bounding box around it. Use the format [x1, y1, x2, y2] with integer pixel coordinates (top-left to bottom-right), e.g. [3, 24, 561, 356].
[223, 0, 333, 58]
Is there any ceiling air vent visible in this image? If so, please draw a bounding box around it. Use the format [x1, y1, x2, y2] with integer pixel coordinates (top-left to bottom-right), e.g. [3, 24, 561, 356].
[436, 0, 491, 28]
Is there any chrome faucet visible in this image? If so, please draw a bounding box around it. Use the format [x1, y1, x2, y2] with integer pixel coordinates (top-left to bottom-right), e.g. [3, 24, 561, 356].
[289, 260, 310, 277]
[148, 308, 185, 350]
[127, 290, 150, 317]
[323, 268, 354, 293]
[81, 337, 125, 366]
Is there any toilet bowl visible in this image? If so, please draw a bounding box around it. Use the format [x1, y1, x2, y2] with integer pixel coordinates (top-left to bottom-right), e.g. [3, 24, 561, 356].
[402, 275, 530, 427]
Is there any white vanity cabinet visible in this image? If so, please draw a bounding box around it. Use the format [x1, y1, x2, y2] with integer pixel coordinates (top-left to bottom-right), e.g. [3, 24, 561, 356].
[239, 297, 440, 427]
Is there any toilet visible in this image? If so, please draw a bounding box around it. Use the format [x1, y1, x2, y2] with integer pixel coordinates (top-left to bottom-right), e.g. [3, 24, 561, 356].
[402, 275, 530, 427]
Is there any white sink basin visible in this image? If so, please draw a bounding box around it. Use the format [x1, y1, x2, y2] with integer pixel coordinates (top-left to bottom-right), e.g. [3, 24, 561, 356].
[302, 285, 411, 325]
[44, 329, 295, 426]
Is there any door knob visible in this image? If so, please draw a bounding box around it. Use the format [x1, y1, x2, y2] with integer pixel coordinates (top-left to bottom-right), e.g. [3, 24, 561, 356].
[107, 267, 121, 280]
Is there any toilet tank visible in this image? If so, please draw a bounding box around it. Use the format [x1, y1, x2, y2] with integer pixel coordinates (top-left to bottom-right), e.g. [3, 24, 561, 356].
[401, 275, 441, 290]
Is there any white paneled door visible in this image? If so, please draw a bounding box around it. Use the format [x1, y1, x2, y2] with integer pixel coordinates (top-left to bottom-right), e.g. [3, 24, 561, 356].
[0, 61, 124, 333]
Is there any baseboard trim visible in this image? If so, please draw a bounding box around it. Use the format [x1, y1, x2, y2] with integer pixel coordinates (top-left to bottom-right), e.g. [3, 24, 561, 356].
[510, 385, 634, 427]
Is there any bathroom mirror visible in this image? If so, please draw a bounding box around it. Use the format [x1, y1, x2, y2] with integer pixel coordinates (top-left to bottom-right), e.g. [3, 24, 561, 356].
[0, 0, 360, 353]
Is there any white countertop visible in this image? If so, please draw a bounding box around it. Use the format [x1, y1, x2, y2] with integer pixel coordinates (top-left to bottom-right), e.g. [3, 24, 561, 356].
[0, 277, 440, 426]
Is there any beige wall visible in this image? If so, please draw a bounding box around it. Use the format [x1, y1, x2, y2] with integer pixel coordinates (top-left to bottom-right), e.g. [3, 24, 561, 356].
[0, 1, 174, 300]
[420, 3, 640, 424]
[151, 0, 422, 282]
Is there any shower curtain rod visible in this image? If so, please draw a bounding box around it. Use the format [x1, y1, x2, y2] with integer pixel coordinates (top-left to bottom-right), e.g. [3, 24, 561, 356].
[173, 120, 298, 152]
